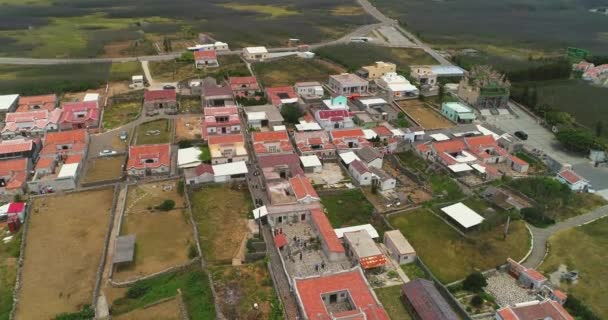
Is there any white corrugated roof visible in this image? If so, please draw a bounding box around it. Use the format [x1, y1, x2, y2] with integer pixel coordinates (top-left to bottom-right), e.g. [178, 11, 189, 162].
[334, 224, 379, 239]
[388, 83, 418, 92]
[57, 163, 79, 179]
[430, 65, 465, 76]
[132, 75, 144, 81]
[339, 151, 360, 165]
[212, 161, 248, 177]
[245, 46, 268, 54]
[358, 98, 387, 106]
[295, 121, 322, 131]
[253, 205, 268, 219]
[83, 93, 99, 102]
[391, 129, 405, 136]
[300, 155, 321, 168]
[448, 163, 473, 173]
[178, 147, 202, 168]
[471, 163, 486, 173]
[273, 125, 287, 131]
[0, 94, 19, 111]
[441, 202, 484, 228]
[247, 111, 267, 121]
[430, 133, 450, 141]
[363, 129, 378, 140]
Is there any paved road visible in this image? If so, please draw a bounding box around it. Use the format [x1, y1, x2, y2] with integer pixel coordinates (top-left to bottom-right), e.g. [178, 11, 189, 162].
[523, 205, 608, 268]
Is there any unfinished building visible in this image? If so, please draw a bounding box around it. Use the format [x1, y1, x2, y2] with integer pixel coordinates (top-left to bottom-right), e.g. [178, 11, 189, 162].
[457, 65, 510, 110]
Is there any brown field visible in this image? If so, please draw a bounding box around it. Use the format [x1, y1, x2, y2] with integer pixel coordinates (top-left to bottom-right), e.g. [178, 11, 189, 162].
[16, 188, 115, 319]
[114, 180, 194, 281]
[175, 116, 203, 141]
[113, 298, 181, 320]
[397, 99, 453, 130]
[82, 155, 126, 184]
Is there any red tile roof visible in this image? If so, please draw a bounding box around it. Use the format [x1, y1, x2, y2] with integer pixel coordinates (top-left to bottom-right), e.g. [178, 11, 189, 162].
[294, 269, 389, 320]
[59, 101, 99, 125]
[35, 157, 55, 170]
[553, 289, 567, 301]
[64, 154, 82, 164]
[45, 129, 87, 145]
[509, 155, 528, 166]
[464, 135, 496, 147]
[289, 174, 319, 201]
[372, 126, 393, 136]
[330, 128, 365, 139]
[253, 131, 289, 142]
[317, 109, 350, 120]
[0, 140, 34, 155]
[204, 106, 238, 116]
[310, 208, 344, 253]
[5, 171, 27, 190]
[265, 86, 297, 106]
[274, 233, 288, 248]
[194, 163, 214, 176]
[360, 254, 389, 269]
[432, 140, 466, 153]
[523, 268, 547, 282]
[0, 158, 28, 175]
[17, 94, 56, 112]
[194, 50, 217, 60]
[144, 89, 177, 102]
[416, 143, 430, 153]
[127, 144, 171, 170]
[208, 134, 244, 145]
[497, 300, 574, 320]
[229, 76, 259, 86]
[558, 169, 584, 184]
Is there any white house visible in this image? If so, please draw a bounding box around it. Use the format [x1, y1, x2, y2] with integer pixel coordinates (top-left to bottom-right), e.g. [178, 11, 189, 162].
[556, 169, 589, 191]
[349, 160, 373, 186]
[295, 82, 324, 99]
[356, 146, 383, 169]
[376, 72, 419, 100]
[177, 147, 202, 169]
[243, 46, 269, 61]
[383, 230, 416, 265]
[300, 155, 322, 173]
[370, 167, 396, 191]
[0, 94, 19, 116]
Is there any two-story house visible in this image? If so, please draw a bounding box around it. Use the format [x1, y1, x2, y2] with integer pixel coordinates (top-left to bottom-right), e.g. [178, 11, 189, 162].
[2, 109, 62, 140]
[229, 76, 260, 97]
[314, 109, 355, 130]
[330, 129, 372, 151]
[293, 130, 336, 159]
[328, 73, 368, 95]
[207, 134, 248, 164]
[143, 89, 178, 116]
[202, 106, 241, 139]
[59, 101, 100, 130]
[252, 131, 294, 155]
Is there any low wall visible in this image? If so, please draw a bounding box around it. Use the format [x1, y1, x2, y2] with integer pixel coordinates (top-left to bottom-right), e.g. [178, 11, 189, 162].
[110, 258, 200, 288]
[9, 202, 33, 320]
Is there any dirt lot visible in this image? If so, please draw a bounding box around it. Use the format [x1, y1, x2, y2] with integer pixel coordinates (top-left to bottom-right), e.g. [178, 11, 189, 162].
[135, 119, 173, 145]
[114, 180, 194, 281]
[82, 155, 126, 184]
[113, 297, 181, 320]
[175, 117, 202, 142]
[16, 188, 115, 319]
[191, 184, 251, 265]
[397, 99, 453, 130]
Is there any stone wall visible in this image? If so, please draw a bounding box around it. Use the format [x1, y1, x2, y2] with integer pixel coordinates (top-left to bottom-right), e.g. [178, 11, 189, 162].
[9, 201, 33, 320]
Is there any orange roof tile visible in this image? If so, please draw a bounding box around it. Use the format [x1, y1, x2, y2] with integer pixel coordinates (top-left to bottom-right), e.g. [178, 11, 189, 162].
[310, 208, 344, 253]
[208, 134, 244, 145]
[35, 157, 55, 170]
[0, 158, 28, 175]
[372, 126, 392, 136]
[127, 144, 171, 170]
[289, 175, 319, 201]
[44, 129, 87, 144]
[330, 128, 365, 139]
[253, 131, 289, 142]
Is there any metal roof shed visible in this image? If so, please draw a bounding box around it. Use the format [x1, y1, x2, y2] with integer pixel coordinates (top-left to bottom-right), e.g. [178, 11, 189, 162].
[113, 235, 136, 264]
[441, 202, 484, 229]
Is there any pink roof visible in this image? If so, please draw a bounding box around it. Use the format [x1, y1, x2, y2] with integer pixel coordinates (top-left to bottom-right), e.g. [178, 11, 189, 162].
[17, 94, 56, 112]
[207, 134, 244, 145]
[295, 269, 389, 320]
[0, 139, 34, 155]
[144, 89, 176, 102]
[60, 101, 99, 124]
[253, 131, 289, 142]
[330, 128, 365, 139]
[194, 50, 217, 60]
[310, 208, 344, 253]
[3, 109, 62, 133]
[289, 174, 318, 201]
[558, 169, 584, 184]
[127, 144, 171, 170]
[7, 202, 25, 213]
[194, 163, 214, 176]
[317, 109, 350, 120]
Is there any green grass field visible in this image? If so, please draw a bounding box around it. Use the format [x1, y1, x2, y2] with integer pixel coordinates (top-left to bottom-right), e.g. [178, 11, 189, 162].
[103, 100, 142, 130]
[0, 230, 21, 320]
[321, 189, 387, 237]
[396, 151, 429, 173]
[150, 55, 249, 83]
[135, 119, 172, 145]
[316, 43, 437, 71]
[374, 285, 412, 320]
[110, 62, 144, 82]
[388, 209, 530, 283]
[110, 265, 215, 319]
[253, 57, 343, 87]
[541, 217, 608, 319]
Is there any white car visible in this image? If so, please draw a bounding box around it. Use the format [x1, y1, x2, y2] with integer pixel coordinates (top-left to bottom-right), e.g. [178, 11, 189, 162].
[99, 149, 117, 157]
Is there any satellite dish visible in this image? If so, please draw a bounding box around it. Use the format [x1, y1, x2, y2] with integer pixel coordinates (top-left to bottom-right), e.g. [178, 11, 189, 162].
[551, 126, 559, 133]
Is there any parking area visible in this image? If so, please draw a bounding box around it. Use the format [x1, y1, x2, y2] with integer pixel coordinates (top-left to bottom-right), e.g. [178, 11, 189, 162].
[88, 129, 130, 157]
[376, 25, 416, 47]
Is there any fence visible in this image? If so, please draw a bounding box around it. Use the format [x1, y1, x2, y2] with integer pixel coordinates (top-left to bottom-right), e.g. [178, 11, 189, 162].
[8, 201, 33, 320]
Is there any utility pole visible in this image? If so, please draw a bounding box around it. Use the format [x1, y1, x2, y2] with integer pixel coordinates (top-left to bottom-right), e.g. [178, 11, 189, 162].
[503, 216, 511, 239]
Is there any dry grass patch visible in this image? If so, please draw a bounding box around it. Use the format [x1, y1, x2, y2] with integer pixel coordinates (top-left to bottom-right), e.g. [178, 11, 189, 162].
[175, 116, 203, 142]
[397, 99, 454, 130]
[331, 5, 365, 16]
[191, 184, 251, 265]
[114, 180, 194, 281]
[16, 188, 114, 319]
[82, 155, 126, 184]
[113, 297, 181, 320]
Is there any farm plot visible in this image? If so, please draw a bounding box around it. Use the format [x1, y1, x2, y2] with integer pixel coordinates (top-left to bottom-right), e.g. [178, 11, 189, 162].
[82, 155, 126, 184]
[397, 99, 453, 130]
[103, 94, 142, 130]
[210, 262, 280, 319]
[190, 184, 251, 265]
[134, 119, 173, 145]
[320, 188, 387, 236]
[253, 57, 345, 87]
[388, 208, 530, 283]
[113, 298, 182, 320]
[0, 229, 21, 319]
[114, 180, 194, 281]
[15, 188, 115, 319]
[175, 116, 203, 142]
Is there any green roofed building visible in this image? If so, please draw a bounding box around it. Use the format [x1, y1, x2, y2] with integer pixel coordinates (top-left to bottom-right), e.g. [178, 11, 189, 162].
[441, 102, 476, 123]
[457, 65, 510, 110]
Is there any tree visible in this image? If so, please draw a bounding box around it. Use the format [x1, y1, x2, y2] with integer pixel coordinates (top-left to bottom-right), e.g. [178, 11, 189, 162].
[177, 51, 194, 63]
[556, 128, 602, 154]
[156, 199, 176, 211]
[280, 103, 303, 124]
[471, 295, 484, 307]
[462, 271, 487, 292]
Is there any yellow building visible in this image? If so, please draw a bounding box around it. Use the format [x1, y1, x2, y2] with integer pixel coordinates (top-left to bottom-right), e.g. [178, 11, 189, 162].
[360, 61, 396, 80]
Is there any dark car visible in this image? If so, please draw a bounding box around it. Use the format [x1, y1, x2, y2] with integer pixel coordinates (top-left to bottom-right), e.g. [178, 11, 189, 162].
[514, 131, 528, 140]
[163, 84, 176, 90]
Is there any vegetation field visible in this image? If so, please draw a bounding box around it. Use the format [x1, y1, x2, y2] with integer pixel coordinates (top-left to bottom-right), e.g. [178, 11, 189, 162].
[253, 57, 344, 87]
[0, 0, 372, 58]
[115, 180, 195, 281]
[210, 262, 281, 319]
[82, 155, 126, 184]
[320, 189, 387, 236]
[110, 62, 144, 82]
[397, 99, 454, 130]
[0, 63, 110, 95]
[16, 189, 114, 319]
[388, 209, 530, 283]
[316, 43, 437, 72]
[104, 92, 143, 129]
[374, 285, 412, 320]
[190, 185, 251, 265]
[541, 217, 608, 319]
[113, 298, 182, 320]
[110, 265, 215, 319]
[370, 0, 608, 54]
[150, 55, 249, 82]
[135, 119, 172, 145]
[0, 229, 21, 320]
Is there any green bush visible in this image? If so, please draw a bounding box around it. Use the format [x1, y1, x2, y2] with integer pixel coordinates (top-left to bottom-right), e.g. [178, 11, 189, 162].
[280, 103, 303, 124]
[471, 294, 484, 307]
[156, 199, 176, 211]
[188, 243, 198, 259]
[462, 271, 487, 292]
[127, 283, 151, 299]
[564, 294, 601, 320]
[521, 207, 555, 227]
[53, 305, 95, 320]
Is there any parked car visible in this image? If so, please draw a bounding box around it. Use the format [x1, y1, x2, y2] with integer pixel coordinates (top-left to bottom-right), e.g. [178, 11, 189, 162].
[163, 84, 176, 90]
[514, 131, 528, 140]
[99, 149, 117, 157]
[119, 131, 128, 140]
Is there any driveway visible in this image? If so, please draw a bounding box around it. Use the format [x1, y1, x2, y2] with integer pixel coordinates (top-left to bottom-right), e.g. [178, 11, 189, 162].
[484, 102, 585, 166]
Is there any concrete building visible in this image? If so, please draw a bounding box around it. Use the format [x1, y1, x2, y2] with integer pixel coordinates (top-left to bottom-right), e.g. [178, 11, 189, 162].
[441, 102, 476, 123]
[202, 82, 235, 107]
[244, 105, 284, 130]
[556, 169, 589, 191]
[328, 73, 368, 95]
[207, 134, 248, 164]
[143, 89, 178, 116]
[376, 72, 419, 100]
[383, 230, 416, 264]
[358, 61, 396, 80]
[300, 155, 322, 173]
[294, 81, 324, 99]
[322, 95, 349, 111]
[370, 167, 396, 191]
[356, 146, 382, 169]
[411, 66, 438, 88]
[229, 76, 260, 97]
[458, 65, 510, 109]
[0, 94, 19, 118]
[349, 159, 373, 186]
[242, 46, 269, 61]
[202, 106, 241, 139]
[343, 230, 388, 270]
[126, 144, 171, 176]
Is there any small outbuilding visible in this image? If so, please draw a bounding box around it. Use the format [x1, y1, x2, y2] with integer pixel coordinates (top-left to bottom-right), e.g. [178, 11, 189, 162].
[300, 155, 322, 173]
[383, 230, 416, 265]
[113, 234, 136, 267]
[440, 202, 484, 229]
